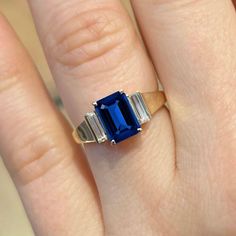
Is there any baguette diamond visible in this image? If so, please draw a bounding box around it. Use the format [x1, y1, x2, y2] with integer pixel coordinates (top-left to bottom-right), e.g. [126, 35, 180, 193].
[85, 112, 107, 143]
[128, 92, 151, 125]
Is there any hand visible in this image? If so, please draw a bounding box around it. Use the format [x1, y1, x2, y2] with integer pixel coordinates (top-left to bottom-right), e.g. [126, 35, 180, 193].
[1, 0, 236, 235]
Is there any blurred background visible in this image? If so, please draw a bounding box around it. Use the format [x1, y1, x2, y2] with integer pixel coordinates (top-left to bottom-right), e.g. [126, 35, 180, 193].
[0, 0, 131, 235]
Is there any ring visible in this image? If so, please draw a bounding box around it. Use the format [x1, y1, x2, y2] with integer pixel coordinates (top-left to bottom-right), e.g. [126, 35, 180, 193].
[72, 90, 166, 145]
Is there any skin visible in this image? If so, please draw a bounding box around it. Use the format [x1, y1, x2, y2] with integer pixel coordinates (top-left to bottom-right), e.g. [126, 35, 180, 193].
[0, 0, 236, 235]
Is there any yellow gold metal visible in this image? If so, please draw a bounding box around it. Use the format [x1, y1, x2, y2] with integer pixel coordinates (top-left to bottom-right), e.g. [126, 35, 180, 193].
[142, 90, 166, 115]
[72, 129, 83, 144]
[72, 121, 97, 144]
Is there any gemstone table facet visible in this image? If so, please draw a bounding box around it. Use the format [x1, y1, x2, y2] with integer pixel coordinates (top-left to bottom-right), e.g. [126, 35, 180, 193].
[95, 91, 141, 143]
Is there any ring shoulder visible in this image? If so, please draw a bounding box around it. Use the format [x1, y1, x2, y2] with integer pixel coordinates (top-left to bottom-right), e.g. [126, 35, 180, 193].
[73, 120, 96, 144]
[141, 91, 166, 115]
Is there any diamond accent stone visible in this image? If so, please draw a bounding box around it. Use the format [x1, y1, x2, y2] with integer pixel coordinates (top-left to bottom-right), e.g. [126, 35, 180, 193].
[85, 112, 107, 143]
[129, 92, 151, 124]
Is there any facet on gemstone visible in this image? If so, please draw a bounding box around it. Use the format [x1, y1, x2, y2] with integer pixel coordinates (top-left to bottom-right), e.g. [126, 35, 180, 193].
[85, 112, 107, 143]
[128, 92, 151, 125]
[95, 91, 141, 143]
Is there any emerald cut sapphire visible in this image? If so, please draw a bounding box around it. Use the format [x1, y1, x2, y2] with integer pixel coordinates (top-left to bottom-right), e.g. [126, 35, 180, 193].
[95, 91, 141, 143]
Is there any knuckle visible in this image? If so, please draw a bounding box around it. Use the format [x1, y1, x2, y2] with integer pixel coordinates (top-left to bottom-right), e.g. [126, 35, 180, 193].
[10, 130, 70, 185]
[0, 74, 19, 95]
[0, 63, 22, 95]
[47, 7, 137, 74]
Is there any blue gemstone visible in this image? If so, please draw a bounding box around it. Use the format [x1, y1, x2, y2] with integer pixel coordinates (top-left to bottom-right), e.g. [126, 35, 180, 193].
[95, 91, 141, 143]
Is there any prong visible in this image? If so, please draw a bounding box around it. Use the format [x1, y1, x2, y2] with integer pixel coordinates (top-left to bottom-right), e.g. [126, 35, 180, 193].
[92, 102, 98, 107]
[119, 89, 124, 94]
[137, 128, 142, 132]
[111, 140, 116, 145]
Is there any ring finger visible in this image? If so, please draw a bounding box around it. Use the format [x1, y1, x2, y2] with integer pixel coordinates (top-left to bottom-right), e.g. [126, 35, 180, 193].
[28, 0, 175, 234]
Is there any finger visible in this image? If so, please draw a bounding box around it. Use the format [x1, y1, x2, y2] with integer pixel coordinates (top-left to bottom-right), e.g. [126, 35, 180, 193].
[0, 15, 102, 236]
[28, 0, 175, 234]
[131, 0, 236, 171]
